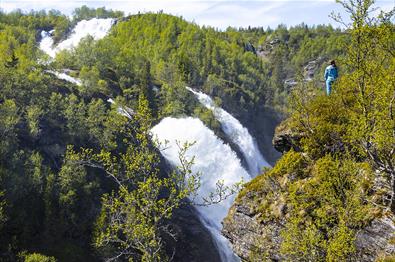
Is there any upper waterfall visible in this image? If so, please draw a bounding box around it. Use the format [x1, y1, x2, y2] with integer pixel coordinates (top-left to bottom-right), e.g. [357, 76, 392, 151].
[186, 87, 270, 175]
[40, 18, 114, 58]
[39, 18, 114, 86]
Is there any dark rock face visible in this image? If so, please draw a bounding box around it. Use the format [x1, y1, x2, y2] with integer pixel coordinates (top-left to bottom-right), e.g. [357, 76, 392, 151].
[158, 159, 221, 262]
[246, 107, 282, 165]
[283, 78, 298, 90]
[166, 205, 222, 262]
[282, 59, 323, 91]
[272, 120, 301, 153]
[222, 200, 261, 261]
[304, 59, 319, 81]
[244, 42, 256, 54]
[222, 193, 284, 261]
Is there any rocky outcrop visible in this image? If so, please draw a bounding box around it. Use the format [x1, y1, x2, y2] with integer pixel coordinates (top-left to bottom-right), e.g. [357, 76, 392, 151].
[223, 120, 395, 261]
[256, 38, 280, 59]
[222, 194, 261, 261]
[283, 78, 298, 90]
[223, 190, 395, 261]
[272, 119, 301, 153]
[304, 59, 320, 81]
[355, 216, 395, 261]
[282, 58, 323, 90]
[222, 191, 284, 261]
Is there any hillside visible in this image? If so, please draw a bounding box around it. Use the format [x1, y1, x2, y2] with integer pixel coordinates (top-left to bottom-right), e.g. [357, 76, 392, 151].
[1, 2, 392, 261]
[223, 1, 395, 260]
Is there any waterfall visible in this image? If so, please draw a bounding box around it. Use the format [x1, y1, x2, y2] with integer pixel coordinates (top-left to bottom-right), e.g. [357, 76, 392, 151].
[46, 70, 82, 86]
[186, 87, 270, 175]
[107, 98, 134, 119]
[151, 117, 248, 262]
[39, 18, 269, 262]
[39, 18, 114, 84]
[40, 30, 57, 58]
[152, 90, 270, 261]
[40, 18, 115, 58]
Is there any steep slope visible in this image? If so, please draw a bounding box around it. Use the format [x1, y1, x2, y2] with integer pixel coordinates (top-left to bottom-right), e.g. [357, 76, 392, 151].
[223, 4, 395, 259]
[0, 8, 357, 261]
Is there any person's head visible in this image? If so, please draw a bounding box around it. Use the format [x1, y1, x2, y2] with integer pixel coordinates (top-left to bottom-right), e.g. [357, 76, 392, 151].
[330, 60, 336, 67]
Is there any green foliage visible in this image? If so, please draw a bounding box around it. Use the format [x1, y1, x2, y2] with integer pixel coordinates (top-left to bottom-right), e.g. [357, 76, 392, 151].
[21, 252, 57, 262]
[1, 3, 390, 261]
[26, 104, 43, 137]
[0, 99, 20, 159]
[238, 1, 394, 261]
[238, 150, 306, 200]
[79, 66, 107, 96]
[40, 9, 349, 121]
[72, 5, 123, 22]
[65, 96, 201, 261]
[378, 256, 395, 262]
[193, 106, 221, 131]
[281, 156, 373, 260]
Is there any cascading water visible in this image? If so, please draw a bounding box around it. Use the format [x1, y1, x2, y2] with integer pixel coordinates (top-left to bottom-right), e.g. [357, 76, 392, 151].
[107, 98, 134, 119]
[46, 70, 82, 86]
[186, 87, 270, 175]
[40, 18, 114, 84]
[151, 117, 249, 262]
[40, 30, 57, 58]
[152, 90, 270, 261]
[39, 18, 270, 261]
[40, 18, 115, 58]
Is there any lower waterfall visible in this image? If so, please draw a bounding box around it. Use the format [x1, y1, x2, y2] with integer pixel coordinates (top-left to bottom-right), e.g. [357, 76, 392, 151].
[151, 117, 252, 262]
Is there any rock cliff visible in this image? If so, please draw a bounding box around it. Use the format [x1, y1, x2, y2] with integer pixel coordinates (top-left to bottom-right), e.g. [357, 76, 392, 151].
[223, 122, 395, 261]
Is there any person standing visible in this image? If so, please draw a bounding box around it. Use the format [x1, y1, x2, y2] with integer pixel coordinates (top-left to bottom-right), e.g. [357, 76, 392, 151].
[324, 60, 338, 95]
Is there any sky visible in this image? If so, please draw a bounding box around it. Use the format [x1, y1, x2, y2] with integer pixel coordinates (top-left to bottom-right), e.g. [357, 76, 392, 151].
[1, 0, 394, 29]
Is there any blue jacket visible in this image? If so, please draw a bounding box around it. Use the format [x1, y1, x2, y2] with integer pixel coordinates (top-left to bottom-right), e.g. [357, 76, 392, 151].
[324, 65, 338, 81]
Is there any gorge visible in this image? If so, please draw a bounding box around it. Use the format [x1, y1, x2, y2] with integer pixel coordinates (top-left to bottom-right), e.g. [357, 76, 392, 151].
[1, 3, 394, 261]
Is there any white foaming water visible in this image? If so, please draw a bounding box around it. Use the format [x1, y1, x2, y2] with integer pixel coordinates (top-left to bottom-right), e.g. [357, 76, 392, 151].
[46, 70, 82, 86]
[39, 18, 267, 261]
[186, 87, 270, 175]
[151, 117, 248, 262]
[40, 30, 56, 58]
[40, 18, 114, 58]
[40, 18, 114, 86]
[107, 98, 134, 119]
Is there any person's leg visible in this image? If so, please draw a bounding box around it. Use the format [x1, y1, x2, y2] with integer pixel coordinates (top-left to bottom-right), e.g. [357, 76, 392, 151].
[326, 80, 332, 95]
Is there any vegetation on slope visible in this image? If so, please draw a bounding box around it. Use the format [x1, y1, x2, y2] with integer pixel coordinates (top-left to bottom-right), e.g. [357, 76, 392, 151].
[0, 2, 376, 261]
[236, 0, 395, 260]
